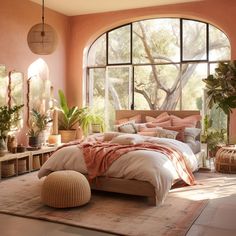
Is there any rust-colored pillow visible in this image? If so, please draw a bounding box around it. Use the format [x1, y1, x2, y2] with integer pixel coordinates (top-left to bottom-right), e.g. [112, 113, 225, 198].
[116, 114, 142, 125]
[162, 126, 185, 142]
[145, 112, 170, 123]
[146, 119, 172, 128]
[171, 115, 201, 128]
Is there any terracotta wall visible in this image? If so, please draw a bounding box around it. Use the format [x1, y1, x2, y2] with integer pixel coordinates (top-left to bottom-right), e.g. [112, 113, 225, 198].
[67, 0, 236, 142]
[0, 0, 69, 144]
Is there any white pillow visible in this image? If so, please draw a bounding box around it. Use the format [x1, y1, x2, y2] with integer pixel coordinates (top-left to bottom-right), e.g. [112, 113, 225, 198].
[114, 120, 137, 134]
[110, 134, 144, 145]
[184, 128, 201, 142]
[103, 132, 121, 141]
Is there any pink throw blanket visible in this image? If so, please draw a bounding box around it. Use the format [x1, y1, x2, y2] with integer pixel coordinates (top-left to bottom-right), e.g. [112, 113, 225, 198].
[79, 142, 195, 186]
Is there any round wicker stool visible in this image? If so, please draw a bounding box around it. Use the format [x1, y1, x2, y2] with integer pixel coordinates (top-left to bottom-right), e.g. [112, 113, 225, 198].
[215, 146, 236, 174]
[41, 170, 91, 208]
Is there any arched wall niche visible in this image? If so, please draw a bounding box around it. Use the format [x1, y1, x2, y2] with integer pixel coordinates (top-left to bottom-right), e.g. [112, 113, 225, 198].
[27, 58, 51, 125]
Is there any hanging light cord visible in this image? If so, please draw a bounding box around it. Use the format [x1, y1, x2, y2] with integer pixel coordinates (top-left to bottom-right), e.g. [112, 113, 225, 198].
[41, 0, 45, 37]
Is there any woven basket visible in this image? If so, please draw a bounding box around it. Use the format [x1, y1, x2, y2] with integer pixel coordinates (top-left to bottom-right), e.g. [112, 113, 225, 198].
[33, 155, 41, 170]
[1, 162, 15, 177]
[18, 159, 27, 174]
[215, 146, 236, 174]
[41, 154, 49, 165]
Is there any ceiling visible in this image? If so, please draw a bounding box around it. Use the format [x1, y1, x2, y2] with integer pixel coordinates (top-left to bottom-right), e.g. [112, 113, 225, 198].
[30, 0, 200, 16]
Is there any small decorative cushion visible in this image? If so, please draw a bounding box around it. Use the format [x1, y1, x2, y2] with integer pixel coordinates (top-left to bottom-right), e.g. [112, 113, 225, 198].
[171, 115, 201, 128]
[117, 121, 137, 134]
[156, 129, 178, 139]
[103, 132, 121, 141]
[184, 127, 201, 142]
[116, 114, 142, 125]
[145, 112, 170, 123]
[162, 126, 185, 142]
[110, 134, 144, 145]
[146, 120, 172, 128]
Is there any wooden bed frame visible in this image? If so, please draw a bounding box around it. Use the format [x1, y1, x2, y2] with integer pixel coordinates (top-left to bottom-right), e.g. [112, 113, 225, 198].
[88, 110, 201, 206]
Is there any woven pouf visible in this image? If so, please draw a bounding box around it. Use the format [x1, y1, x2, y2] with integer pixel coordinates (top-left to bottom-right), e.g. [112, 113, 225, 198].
[41, 170, 91, 208]
[215, 146, 236, 174]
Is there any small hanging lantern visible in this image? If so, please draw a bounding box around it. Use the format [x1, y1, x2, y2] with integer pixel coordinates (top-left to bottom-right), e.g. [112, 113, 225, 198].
[27, 0, 58, 55]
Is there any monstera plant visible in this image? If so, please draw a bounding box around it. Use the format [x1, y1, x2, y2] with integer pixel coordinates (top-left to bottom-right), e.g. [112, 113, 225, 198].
[203, 60, 236, 143]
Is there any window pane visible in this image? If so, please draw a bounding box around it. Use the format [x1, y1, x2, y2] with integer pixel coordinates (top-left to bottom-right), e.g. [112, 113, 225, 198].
[133, 19, 180, 64]
[87, 34, 106, 66]
[106, 67, 131, 128]
[134, 65, 180, 110]
[209, 25, 230, 61]
[108, 25, 131, 64]
[182, 63, 207, 110]
[10, 71, 24, 107]
[0, 65, 8, 106]
[183, 20, 207, 61]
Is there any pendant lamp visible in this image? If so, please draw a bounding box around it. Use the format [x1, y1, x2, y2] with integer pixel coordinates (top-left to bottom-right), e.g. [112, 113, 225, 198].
[27, 0, 57, 55]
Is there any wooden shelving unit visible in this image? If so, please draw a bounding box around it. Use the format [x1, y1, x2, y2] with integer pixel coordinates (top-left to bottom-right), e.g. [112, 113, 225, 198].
[0, 146, 57, 180]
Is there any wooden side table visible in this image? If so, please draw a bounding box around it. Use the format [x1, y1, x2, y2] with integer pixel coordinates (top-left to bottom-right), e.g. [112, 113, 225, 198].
[215, 146, 236, 173]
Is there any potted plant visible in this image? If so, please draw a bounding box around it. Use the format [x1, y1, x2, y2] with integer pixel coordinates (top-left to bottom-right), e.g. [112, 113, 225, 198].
[58, 90, 86, 142]
[58, 90, 105, 142]
[203, 60, 236, 144]
[28, 109, 52, 147]
[0, 104, 24, 156]
[79, 109, 105, 136]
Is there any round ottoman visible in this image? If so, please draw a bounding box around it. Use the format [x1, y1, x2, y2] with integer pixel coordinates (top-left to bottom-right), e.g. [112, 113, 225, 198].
[215, 146, 236, 174]
[41, 170, 91, 208]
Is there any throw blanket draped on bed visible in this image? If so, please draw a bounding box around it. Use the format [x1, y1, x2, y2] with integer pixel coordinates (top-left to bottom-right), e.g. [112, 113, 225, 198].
[79, 142, 195, 185]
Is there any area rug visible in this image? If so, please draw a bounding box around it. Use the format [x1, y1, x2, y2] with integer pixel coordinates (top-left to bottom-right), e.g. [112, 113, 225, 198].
[0, 172, 214, 236]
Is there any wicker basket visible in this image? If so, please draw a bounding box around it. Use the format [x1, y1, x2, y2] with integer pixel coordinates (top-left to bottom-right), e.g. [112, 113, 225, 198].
[18, 159, 27, 174]
[41, 154, 49, 165]
[1, 162, 16, 177]
[215, 146, 236, 173]
[33, 155, 41, 170]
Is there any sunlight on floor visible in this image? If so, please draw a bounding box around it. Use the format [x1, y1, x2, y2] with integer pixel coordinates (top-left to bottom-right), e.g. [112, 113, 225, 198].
[170, 173, 236, 201]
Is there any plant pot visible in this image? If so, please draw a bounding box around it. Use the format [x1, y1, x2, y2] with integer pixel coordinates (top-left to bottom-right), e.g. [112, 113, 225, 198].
[28, 136, 39, 147]
[58, 130, 77, 143]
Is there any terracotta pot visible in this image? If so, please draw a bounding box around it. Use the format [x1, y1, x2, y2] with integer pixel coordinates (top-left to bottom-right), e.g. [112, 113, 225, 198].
[58, 130, 77, 143]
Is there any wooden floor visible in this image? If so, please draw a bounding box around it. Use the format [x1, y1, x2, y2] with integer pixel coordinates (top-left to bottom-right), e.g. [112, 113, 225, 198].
[0, 169, 235, 236]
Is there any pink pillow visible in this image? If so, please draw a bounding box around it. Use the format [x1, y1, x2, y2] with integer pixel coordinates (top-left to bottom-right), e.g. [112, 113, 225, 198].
[171, 115, 201, 128]
[146, 119, 172, 128]
[145, 112, 169, 123]
[138, 131, 157, 137]
[139, 127, 162, 132]
[116, 114, 142, 125]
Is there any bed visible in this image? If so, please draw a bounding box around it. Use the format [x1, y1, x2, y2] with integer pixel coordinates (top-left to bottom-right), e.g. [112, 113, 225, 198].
[38, 110, 205, 206]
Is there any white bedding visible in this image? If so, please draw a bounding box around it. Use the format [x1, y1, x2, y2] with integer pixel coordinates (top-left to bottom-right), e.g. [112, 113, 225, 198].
[38, 135, 198, 206]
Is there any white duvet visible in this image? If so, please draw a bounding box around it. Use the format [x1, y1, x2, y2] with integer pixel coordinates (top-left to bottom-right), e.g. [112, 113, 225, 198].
[38, 136, 198, 205]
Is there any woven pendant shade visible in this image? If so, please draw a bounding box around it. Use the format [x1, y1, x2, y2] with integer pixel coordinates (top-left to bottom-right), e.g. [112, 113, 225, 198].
[27, 23, 57, 55]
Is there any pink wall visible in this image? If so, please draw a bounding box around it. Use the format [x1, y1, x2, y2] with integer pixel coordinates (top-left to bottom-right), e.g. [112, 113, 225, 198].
[0, 0, 69, 144]
[67, 0, 236, 142]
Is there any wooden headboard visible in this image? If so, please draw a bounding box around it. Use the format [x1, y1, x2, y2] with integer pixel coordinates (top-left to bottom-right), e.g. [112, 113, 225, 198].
[115, 110, 201, 128]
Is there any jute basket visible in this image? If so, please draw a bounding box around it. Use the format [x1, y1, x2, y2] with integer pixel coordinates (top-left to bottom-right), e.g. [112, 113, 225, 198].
[33, 155, 41, 170]
[1, 162, 15, 177]
[18, 159, 27, 174]
[215, 146, 236, 174]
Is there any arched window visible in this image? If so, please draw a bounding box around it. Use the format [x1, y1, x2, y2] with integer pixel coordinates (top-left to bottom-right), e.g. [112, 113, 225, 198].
[86, 18, 231, 129]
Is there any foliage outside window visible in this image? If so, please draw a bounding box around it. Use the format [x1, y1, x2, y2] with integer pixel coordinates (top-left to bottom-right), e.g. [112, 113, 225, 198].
[86, 18, 231, 129]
